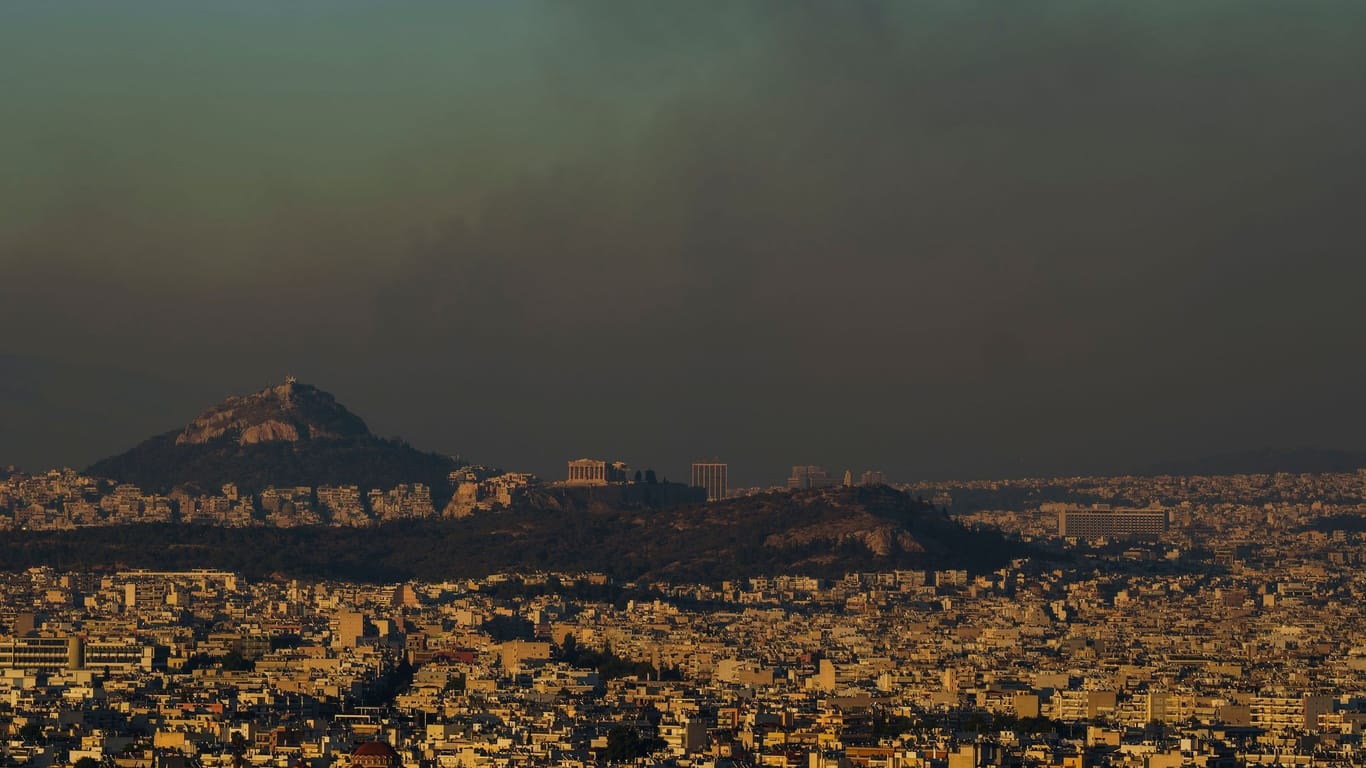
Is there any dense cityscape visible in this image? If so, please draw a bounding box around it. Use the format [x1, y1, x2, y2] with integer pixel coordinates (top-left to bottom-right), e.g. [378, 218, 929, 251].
[7, 3, 1365, 768]
[3, 460, 1366, 767]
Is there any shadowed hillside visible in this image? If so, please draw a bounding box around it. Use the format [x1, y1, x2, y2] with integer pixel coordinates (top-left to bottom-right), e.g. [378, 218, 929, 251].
[85, 380, 462, 501]
[0, 486, 1025, 583]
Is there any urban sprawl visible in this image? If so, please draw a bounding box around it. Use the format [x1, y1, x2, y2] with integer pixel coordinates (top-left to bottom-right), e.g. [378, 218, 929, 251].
[2, 466, 1366, 767]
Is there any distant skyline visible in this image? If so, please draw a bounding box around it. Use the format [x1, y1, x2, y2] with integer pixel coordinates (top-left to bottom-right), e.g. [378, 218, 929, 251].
[4, 2, 1366, 487]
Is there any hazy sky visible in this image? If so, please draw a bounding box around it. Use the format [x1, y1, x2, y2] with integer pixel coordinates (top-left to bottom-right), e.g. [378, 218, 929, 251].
[3, 1, 1365, 486]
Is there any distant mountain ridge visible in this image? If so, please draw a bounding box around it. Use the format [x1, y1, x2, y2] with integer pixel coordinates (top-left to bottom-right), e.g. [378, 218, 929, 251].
[1143, 447, 1366, 477]
[85, 380, 462, 499]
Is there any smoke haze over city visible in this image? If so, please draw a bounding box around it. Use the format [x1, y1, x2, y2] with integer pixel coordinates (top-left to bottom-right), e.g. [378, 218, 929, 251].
[4, 2, 1366, 485]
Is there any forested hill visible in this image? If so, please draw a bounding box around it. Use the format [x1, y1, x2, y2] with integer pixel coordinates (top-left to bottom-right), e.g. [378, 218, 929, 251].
[0, 486, 1025, 583]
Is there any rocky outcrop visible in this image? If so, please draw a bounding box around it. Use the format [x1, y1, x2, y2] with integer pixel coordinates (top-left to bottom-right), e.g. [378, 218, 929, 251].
[240, 420, 301, 444]
[86, 380, 462, 499]
[175, 379, 370, 446]
[764, 519, 927, 556]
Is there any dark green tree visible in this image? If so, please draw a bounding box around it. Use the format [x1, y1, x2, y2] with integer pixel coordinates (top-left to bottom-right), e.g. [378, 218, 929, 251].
[558, 633, 579, 663]
[603, 725, 649, 764]
[220, 651, 255, 671]
[18, 722, 44, 744]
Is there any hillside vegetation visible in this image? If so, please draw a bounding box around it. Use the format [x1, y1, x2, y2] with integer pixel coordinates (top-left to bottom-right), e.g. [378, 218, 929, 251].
[0, 486, 1024, 582]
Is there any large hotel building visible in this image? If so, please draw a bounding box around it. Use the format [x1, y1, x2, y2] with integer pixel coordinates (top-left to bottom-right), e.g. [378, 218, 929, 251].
[1056, 505, 1169, 539]
[0, 635, 165, 672]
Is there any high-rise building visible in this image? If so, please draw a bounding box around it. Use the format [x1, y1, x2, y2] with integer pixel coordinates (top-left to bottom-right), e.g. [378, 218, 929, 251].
[1056, 505, 1168, 539]
[335, 611, 367, 648]
[788, 465, 833, 490]
[691, 462, 728, 501]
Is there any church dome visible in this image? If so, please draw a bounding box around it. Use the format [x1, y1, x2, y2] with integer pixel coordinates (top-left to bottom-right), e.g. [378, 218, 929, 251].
[349, 741, 399, 768]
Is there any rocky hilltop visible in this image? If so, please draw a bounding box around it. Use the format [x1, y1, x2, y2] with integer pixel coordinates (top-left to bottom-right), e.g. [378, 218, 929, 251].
[175, 379, 370, 446]
[86, 380, 461, 499]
